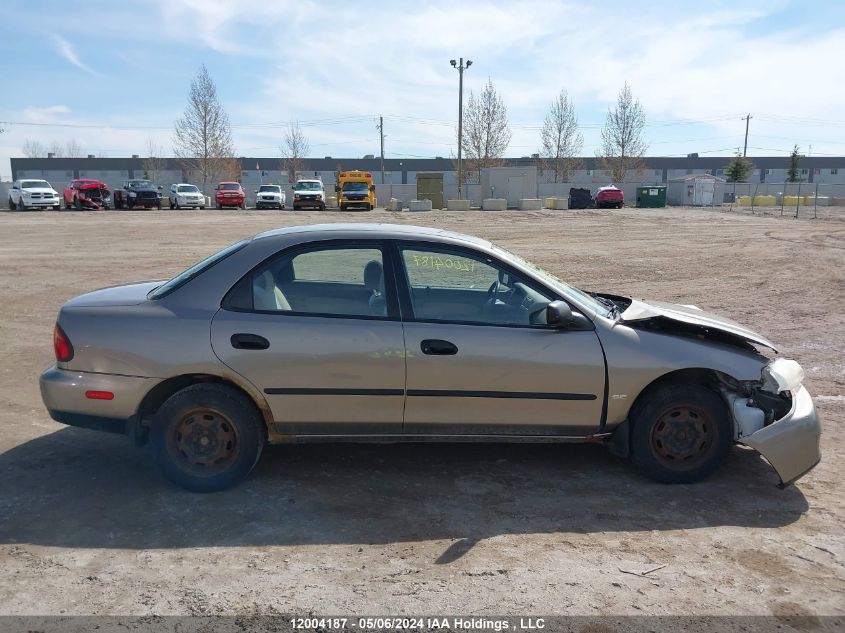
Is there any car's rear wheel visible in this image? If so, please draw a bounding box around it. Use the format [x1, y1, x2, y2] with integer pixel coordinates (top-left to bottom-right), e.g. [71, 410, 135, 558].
[630, 382, 730, 484]
[151, 383, 264, 492]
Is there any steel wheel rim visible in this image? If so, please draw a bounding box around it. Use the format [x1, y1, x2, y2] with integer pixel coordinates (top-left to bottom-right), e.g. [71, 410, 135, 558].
[650, 404, 716, 470]
[169, 408, 240, 476]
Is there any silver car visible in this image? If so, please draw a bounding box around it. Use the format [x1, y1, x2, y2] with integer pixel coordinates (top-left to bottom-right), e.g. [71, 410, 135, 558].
[40, 224, 821, 492]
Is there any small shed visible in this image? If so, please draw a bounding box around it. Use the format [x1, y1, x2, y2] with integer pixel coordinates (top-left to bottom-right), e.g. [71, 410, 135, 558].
[416, 172, 444, 209]
[667, 174, 726, 207]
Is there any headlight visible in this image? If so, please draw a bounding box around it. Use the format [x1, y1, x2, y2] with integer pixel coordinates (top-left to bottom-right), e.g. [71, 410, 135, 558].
[129, 192, 137, 197]
[22, 191, 32, 197]
[762, 358, 805, 392]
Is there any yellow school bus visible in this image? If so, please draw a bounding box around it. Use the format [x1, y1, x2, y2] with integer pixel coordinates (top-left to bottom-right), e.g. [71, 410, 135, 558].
[336, 170, 376, 211]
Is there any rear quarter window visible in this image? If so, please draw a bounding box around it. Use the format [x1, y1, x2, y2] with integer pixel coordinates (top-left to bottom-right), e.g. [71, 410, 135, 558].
[149, 240, 248, 299]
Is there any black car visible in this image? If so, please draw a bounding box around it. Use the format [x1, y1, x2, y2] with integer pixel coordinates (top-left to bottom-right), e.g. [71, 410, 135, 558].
[114, 179, 163, 209]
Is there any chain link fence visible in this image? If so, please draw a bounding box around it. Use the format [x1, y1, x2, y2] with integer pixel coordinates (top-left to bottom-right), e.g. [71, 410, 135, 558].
[719, 182, 845, 219]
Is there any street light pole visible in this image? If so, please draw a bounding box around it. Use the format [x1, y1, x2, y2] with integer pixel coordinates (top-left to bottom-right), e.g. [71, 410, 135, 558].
[451, 57, 472, 199]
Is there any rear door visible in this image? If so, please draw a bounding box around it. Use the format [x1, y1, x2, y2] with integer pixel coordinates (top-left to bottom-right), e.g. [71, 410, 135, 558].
[394, 242, 606, 436]
[211, 240, 406, 435]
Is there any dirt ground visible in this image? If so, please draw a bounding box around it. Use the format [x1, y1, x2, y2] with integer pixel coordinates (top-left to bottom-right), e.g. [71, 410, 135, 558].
[0, 206, 843, 620]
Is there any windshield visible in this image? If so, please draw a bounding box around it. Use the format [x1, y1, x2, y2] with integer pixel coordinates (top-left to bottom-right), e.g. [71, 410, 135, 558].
[259, 185, 280, 192]
[295, 181, 322, 191]
[129, 180, 152, 188]
[177, 185, 199, 193]
[342, 182, 369, 192]
[491, 244, 614, 317]
[220, 183, 241, 191]
[21, 180, 50, 189]
[149, 240, 248, 299]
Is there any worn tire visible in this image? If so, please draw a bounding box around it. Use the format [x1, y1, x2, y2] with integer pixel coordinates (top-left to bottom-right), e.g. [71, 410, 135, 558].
[630, 382, 731, 484]
[151, 383, 265, 492]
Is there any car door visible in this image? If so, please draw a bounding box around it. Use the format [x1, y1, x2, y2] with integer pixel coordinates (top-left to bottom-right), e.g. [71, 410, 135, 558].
[210, 240, 406, 436]
[394, 241, 606, 436]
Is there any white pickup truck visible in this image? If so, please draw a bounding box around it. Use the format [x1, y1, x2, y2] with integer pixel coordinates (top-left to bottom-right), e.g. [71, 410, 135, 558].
[8, 179, 62, 210]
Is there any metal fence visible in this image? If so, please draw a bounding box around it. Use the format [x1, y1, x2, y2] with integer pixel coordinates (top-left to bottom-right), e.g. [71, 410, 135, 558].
[719, 181, 845, 219]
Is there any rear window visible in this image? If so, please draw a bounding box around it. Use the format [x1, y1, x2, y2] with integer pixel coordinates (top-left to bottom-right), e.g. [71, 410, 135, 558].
[220, 183, 241, 191]
[149, 240, 248, 299]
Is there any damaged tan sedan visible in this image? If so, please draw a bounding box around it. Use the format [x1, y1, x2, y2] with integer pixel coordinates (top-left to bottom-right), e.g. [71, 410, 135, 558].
[40, 224, 821, 491]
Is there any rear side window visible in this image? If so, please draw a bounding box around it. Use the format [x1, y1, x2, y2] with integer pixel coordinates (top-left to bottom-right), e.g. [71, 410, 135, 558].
[149, 240, 248, 299]
[226, 245, 390, 318]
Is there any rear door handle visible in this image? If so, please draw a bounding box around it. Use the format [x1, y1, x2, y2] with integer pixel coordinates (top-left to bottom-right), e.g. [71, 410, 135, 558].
[231, 333, 270, 350]
[420, 339, 458, 355]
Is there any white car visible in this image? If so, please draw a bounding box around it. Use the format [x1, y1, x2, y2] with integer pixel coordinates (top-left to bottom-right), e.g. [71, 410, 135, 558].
[8, 179, 62, 210]
[292, 179, 326, 210]
[254, 184, 286, 210]
[168, 183, 206, 209]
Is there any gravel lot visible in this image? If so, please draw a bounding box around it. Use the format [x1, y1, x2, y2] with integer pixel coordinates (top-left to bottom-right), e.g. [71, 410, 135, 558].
[0, 206, 843, 620]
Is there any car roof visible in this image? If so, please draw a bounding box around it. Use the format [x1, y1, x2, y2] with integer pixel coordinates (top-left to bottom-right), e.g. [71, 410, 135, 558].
[219, 181, 241, 184]
[253, 223, 491, 248]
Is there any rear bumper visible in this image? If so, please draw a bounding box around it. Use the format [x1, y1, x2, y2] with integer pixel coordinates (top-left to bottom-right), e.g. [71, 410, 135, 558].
[40, 366, 160, 429]
[739, 385, 822, 487]
[216, 198, 244, 205]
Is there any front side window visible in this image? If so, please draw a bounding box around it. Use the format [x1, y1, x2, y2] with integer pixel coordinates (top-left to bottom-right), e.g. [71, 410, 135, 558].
[243, 246, 389, 318]
[400, 246, 555, 326]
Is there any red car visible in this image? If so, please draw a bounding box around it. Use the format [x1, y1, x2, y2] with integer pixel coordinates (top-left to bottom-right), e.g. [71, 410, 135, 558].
[594, 185, 624, 209]
[63, 179, 111, 210]
[215, 182, 246, 209]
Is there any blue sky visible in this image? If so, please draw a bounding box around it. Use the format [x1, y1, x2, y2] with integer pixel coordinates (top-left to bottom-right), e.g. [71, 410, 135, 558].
[1, 0, 845, 179]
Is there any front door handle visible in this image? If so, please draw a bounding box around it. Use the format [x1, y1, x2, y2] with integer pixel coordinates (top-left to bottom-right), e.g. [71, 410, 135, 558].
[420, 339, 458, 355]
[231, 333, 270, 350]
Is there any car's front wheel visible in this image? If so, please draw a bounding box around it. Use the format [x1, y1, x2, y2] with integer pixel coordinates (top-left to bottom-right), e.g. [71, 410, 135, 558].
[8, 197, 16, 211]
[630, 382, 731, 484]
[151, 383, 264, 492]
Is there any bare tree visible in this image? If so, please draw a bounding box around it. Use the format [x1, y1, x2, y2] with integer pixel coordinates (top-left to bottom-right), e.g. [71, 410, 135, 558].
[22, 139, 46, 158]
[598, 82, 648, 182]
[142, 138, 167, 185]
[65, 138, 84, 157]
[281, 121, 310, 183]
[173, 64, 236, 194]
[461, 78, 511, 181]
[539, 88, 583, 182]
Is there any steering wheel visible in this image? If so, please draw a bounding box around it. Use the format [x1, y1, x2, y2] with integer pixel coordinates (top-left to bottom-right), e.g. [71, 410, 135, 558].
[486, 280, 500, 303]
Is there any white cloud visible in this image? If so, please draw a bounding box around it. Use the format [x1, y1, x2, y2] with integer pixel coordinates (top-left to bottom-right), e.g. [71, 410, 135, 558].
[21, 105, 71, 123]
[52, 35, 101, 76]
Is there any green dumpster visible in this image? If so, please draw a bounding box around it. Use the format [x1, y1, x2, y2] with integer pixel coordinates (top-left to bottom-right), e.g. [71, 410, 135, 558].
[636, 185, 667, 208]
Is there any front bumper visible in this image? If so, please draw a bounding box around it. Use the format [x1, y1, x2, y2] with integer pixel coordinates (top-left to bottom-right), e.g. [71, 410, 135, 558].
[20, 197, 61, 207]
[256, 198, 284, 207]
[739, 385, 822, 486]
[40, 366, 160, 433]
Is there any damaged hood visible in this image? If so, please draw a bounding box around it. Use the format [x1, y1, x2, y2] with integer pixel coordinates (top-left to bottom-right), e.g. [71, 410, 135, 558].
[621, 298, 778, 351]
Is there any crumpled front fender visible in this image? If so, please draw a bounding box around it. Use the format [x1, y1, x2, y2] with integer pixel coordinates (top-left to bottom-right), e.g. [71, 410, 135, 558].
[739, 385, 821, 487]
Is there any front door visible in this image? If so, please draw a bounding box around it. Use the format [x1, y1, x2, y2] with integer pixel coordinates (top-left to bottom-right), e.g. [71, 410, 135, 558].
[211, 241, 406, 435]
[395, 242, 606, 436]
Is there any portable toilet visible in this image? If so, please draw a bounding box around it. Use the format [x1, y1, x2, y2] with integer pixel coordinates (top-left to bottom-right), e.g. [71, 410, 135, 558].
[635, 185, 667, 208]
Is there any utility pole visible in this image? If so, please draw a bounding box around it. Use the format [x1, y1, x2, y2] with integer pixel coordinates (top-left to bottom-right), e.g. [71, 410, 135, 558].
[450, 57, 472, 199]
[377, 115, 385, 187]
[742, 113, 752, 157]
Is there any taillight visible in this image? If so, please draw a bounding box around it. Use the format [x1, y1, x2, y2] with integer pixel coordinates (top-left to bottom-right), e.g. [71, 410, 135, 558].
[53, 323, 74, 362]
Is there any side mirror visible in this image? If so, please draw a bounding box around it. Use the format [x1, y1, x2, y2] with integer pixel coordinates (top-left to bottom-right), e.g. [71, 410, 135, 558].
[334, 185, 340, 193]
[158, 185, 163, 190]
[545, 300, 573, 327]
[254, 190, 259, 194]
